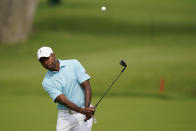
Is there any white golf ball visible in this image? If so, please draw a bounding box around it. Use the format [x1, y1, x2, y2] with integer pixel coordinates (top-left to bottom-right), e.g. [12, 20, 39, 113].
[101, 6, 107, 11]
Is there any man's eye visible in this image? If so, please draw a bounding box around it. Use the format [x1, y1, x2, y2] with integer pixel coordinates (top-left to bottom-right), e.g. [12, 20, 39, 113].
[40, 59, 45, 63]
[40, 57, 49, 63]
[40, 60, 44, 63]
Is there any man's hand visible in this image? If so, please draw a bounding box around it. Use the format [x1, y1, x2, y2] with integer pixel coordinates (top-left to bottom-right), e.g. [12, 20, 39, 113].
[81, 107, 95, 121]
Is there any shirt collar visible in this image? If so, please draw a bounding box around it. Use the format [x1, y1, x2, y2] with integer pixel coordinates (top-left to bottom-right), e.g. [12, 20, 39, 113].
[59, 60, 66, 68]
[48, 60, 66, 74]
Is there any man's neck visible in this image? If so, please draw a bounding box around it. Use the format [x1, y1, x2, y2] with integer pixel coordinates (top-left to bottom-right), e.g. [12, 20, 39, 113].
[55, 60, 60, 71]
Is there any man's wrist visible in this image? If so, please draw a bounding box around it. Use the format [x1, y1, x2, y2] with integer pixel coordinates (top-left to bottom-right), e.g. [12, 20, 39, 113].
[79, 107, 85, 114]
[85, 105, 90, 108]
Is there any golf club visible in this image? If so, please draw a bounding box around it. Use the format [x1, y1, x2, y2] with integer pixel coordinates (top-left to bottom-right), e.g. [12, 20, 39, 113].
[94, 60, 127, 109]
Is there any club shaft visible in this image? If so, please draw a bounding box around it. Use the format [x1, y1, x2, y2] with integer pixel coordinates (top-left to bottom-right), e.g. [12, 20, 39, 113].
[94, 70, 124, 109]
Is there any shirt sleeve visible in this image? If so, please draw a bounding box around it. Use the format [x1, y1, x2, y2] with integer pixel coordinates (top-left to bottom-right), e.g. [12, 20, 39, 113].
[73, 59, 91, 83]
[42, 79, 63, 102]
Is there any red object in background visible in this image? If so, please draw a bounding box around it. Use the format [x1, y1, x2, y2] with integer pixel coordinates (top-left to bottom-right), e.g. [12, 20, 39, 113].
[160, 79, 165, 95]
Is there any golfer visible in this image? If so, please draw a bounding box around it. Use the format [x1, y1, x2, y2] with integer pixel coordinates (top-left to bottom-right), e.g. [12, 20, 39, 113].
[37, 46, 95, 131]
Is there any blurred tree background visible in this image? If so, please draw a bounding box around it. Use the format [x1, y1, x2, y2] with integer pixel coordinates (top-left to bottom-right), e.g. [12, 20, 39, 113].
[48, 0, 61, 5]
[0, 0, 37, 43]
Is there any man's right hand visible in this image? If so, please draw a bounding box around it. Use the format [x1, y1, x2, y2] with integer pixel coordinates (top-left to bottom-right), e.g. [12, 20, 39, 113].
[80, 107, 95, 121]
[81, 107, 95, 116]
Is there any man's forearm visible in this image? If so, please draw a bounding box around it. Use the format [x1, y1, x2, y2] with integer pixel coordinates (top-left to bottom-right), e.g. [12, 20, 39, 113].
[84, 86, 92, 107]
[81, 80, 92, 107]
[55, 94, 85, 114]
[55, 94, 94, 117]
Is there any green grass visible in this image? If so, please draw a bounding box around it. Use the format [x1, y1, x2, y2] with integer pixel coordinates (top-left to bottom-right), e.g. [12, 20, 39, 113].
[93, 97, 196, 131]
[0, 0, 196, 130]
[0, 0, 196, 98]
[0, 95, 196, 131]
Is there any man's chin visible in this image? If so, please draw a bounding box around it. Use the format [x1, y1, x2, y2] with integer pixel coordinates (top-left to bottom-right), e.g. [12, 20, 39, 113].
[45, 66, 55, 71]
[48, 68, 56, 71]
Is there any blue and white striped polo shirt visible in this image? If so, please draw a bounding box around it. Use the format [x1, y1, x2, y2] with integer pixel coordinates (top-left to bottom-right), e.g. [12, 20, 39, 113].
[42, 59, 90, 110]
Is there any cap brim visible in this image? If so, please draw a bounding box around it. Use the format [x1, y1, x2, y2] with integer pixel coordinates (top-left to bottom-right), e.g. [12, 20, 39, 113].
[38, 54, 51, 60]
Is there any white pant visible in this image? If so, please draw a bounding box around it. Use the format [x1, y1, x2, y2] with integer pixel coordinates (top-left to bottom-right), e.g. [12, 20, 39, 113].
[56, 110, 93, 131]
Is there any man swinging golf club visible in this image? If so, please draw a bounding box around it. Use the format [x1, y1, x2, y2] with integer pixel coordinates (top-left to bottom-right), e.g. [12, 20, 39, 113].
[37, 46, 95, 131]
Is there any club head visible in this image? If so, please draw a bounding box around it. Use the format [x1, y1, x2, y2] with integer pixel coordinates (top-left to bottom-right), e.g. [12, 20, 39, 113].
[120, 60, 127, 72]
[120, 60, 127, 67]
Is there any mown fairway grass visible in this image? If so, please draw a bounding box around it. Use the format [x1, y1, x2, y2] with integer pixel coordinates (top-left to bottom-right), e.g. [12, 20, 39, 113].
[0, 0, 196, 130]
[0, 96, 196, 131]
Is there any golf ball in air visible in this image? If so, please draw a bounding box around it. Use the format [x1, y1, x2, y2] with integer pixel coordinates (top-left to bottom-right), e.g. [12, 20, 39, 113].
[101, 6, 106, 11]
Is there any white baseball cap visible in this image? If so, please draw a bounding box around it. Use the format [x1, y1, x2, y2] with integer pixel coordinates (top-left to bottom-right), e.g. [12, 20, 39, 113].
[37, 46, 53, 60]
